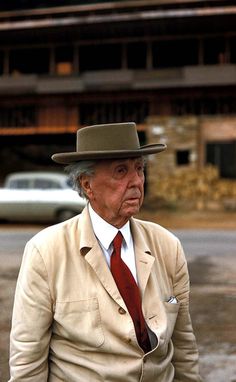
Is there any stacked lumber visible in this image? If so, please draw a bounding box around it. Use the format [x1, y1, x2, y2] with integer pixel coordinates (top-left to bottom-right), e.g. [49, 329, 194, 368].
[150, 165, 236, 210]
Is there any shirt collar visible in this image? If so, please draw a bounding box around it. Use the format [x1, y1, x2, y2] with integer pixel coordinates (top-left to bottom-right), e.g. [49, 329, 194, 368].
[88, 203, 131, 250]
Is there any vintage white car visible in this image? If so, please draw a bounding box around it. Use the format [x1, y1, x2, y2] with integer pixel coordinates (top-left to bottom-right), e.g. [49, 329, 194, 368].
[0, 171, 86, 223]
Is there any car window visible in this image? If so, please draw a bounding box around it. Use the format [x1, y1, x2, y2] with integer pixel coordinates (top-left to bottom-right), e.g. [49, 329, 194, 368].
[8, 179, 31, 189]
[34, 179, 62, 189]
[66, 178, 73, 188]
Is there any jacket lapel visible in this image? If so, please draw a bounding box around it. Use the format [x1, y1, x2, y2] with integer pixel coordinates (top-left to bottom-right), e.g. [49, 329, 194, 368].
[130, 218, 155, 295]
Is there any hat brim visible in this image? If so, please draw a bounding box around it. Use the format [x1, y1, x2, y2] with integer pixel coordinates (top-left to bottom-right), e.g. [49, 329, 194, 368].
[52, 143, 166, 164]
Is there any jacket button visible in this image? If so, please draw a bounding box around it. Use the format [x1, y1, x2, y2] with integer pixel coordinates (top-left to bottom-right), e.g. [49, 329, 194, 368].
[118, 307, 126, 314]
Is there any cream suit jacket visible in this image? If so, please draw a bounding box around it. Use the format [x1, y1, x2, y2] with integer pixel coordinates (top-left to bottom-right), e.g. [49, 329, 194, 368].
[9, 206, 202, 382]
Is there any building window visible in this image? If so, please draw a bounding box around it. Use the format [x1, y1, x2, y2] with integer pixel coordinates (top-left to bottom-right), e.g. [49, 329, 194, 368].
[0, 51, 3, 74]
[176, 150, 190, 165]
[127, 42, 147, 69]
[203, 37, 227, 64]
[9, 48, 49, 75]
[79, 44, 122, 72]
[171, 96, 236, 116]
[206, 142, 236, 179]
[79, 101, 148, 125]
[153, 39, 199, 68]
[55, 46, 73, 63]
[230, 37, 236, 63]
[0, 106, 36, 127]
[55, 46, 74, 75]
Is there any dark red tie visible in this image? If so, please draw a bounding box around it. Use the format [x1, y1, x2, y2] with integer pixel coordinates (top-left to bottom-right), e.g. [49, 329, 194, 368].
[111, 232, 151, 353]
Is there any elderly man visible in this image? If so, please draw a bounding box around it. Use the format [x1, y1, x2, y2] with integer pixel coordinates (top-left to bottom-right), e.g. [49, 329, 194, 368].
[9, 122, 202, 381]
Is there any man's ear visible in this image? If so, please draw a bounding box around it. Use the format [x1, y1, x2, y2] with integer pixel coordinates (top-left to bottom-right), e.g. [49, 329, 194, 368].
[79, 174, 93, 199]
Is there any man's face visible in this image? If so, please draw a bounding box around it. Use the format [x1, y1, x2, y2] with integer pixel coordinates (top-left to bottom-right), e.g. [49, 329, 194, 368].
[81, 157, 145, 228]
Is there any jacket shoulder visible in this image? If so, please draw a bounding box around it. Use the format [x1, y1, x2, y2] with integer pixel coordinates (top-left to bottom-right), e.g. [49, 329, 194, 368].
[133, 217, 179, 245]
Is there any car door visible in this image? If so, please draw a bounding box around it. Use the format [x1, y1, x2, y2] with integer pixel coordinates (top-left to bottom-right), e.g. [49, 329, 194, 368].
[24, 178, 60, 220]
[1, 179, 37, 221]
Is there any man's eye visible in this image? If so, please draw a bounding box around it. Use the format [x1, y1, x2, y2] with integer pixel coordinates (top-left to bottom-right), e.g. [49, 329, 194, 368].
[137, 165, 144, 173]
[117, 167, 126, 174]
[114, 166, 127, 177]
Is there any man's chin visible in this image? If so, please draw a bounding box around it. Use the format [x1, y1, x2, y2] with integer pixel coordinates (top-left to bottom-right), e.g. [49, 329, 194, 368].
[123, 204, 141, 217]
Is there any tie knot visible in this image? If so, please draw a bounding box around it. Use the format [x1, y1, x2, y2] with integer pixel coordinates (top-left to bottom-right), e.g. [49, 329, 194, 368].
[113, 231, 123, 253]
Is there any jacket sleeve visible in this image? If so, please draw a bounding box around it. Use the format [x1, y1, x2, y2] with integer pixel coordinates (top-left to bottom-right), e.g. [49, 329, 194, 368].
[171, 240, 203, 382]
[9, 241, 53, 381]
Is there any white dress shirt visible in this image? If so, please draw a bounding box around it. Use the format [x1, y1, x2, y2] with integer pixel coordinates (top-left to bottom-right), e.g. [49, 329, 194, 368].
[88, 203, 138, 282]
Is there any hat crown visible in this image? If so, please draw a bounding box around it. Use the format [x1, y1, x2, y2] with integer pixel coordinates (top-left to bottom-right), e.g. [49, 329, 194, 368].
[76, 122, 140, 152]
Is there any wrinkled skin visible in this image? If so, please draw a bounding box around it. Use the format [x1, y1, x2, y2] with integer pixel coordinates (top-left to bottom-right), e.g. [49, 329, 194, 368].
[80, 157, 145, 228]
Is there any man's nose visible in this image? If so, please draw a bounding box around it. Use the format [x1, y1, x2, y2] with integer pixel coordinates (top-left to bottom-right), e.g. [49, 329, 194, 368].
[129, 170, 144, 185]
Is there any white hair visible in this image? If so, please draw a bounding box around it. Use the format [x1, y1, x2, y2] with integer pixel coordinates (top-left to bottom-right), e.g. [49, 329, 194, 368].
[65, 161, 96, 199]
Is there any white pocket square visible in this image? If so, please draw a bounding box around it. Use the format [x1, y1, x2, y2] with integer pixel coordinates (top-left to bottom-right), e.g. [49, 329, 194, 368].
[167, 296, 178, 304]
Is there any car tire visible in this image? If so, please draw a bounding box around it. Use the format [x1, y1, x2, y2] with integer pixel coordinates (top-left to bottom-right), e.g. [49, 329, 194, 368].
[56, 209, 77, 222]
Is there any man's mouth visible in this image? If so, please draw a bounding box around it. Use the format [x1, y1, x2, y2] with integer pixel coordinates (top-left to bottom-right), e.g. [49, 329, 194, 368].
[124, 196, 140, 204]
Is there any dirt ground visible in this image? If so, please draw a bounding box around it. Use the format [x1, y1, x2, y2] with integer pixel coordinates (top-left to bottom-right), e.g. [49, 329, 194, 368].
[1, 209, 236, 382]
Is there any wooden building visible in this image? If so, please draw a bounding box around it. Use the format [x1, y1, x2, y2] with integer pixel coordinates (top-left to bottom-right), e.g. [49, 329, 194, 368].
[0, 0, 235, 183]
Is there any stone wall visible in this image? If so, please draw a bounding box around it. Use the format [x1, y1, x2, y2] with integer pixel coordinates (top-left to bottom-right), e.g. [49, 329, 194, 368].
[144, 115, 236, 210]
[145, 115, 199, 198]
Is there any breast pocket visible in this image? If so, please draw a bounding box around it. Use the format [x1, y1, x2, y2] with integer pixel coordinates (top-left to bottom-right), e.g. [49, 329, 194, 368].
[54, 297, 104, 350]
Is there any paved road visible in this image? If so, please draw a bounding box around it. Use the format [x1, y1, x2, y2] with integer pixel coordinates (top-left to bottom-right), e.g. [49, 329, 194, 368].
[172, 229, 236, 258]
[0, 227, 41, 256]
[0, 226, 236, 258]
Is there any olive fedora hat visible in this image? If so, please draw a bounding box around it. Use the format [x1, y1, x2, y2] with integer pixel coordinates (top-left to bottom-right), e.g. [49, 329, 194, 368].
[52, 122, 166, 164]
